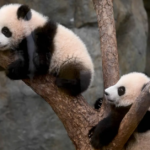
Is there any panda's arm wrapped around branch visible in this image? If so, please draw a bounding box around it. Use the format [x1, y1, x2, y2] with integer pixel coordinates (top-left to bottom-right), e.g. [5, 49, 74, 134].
[105, 82, 150, 150]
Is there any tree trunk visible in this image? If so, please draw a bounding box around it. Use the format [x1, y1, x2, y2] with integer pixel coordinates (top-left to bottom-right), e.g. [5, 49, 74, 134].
[92, 0, 119, 89]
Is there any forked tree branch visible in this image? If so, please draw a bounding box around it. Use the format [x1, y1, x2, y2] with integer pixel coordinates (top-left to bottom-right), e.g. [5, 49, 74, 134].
[0, 51, 102, 150]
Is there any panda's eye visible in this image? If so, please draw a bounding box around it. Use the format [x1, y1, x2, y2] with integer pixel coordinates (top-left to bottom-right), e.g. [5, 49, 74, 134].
[118, 86, 125, 96]
[2, 27, 12, 38]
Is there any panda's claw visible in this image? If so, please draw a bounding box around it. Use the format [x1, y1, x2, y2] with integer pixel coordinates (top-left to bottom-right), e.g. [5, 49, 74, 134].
[94, 97, 103, 110]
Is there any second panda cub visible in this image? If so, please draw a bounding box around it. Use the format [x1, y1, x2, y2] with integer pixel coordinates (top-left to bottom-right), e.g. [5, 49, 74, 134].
[0, 4, 94, 96]
[91, 72, 150, 150]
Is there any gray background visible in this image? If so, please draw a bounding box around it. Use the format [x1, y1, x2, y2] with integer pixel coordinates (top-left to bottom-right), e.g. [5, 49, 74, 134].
[0, 0, 149, 150]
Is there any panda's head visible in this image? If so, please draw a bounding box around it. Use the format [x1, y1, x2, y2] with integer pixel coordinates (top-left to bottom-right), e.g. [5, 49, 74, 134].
[104, 72, 150, 107]
[0, 4, 47, 50]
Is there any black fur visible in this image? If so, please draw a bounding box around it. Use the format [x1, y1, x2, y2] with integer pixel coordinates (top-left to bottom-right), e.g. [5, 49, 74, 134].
[90, 114, 120, 149]
[6, 38, 29, 79]
[33, 21, 57, 74]
[118, 86, 125, 96]
[55, 62, 92, 96]
[17, 5, 32, 20]
[6, 59, 28, 79]
[6, 21, 57, 79]
[2, 27, 12, 38]
[137, 111, 150, 133]
[94, 98, 103, 109]
[90, 106, 131, 149]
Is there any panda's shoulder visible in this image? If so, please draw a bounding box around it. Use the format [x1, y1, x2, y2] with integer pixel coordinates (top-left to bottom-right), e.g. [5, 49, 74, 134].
[137, 111, 150, 133]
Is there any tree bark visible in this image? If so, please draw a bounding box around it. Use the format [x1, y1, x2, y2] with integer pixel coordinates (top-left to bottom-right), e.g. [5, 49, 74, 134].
[92, 0, 119, 89]
[1, 51, 150, 150]
[0, 51, 102, 150]
[92, 0, 120, 116]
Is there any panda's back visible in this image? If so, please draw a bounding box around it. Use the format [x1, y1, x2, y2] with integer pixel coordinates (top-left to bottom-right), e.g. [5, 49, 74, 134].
[49, 24, 94, 75]
[125, 131, 150, 150]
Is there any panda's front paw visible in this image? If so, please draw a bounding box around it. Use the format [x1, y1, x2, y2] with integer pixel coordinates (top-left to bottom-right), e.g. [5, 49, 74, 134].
[94, 97, 103, 110]
[6, 60, 28, 80]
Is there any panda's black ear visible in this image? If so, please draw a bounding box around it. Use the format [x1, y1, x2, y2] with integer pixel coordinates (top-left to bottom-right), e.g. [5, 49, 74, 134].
[17, 5, 32, 21]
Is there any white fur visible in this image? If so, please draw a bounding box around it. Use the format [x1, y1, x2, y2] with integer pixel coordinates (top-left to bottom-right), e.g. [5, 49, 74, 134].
[124, 131, 150, 150]
[105, 72, 150, 150]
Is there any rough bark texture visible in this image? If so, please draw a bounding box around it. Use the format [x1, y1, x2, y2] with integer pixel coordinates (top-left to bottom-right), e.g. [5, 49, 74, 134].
[92, 0, 120, 117]
[0, 51, 104, 150]
[92, 0, 119, 89]
[1, 51, 150, 150]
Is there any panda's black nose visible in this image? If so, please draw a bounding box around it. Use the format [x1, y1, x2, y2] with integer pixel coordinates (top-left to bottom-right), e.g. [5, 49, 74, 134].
[104, 91, 109, 96]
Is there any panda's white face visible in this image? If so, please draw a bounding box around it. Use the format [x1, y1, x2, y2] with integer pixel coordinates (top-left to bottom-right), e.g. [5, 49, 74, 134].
[0, 4, 25, 50]
[0, 4, 48, 51]
[105, 72, 150, 107]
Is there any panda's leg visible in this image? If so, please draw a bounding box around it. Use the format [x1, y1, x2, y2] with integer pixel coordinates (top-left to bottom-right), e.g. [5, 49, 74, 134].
[55, 62, 91, 96]
[90, 114, 120, 149]
[6, 57, 29, 80]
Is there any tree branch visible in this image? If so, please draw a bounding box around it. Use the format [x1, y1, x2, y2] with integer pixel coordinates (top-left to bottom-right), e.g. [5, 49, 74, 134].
[0, 51, 103, 150]
[92, 0, 119, 89]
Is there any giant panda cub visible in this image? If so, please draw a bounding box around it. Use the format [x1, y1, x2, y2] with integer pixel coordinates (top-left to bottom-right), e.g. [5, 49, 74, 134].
[0, 4, 94, 96]
[91, 72, 150, 150]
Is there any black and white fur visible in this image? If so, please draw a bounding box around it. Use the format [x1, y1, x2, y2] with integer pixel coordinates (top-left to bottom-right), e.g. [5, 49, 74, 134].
[91, 72, 150, 150]
[0, 4, 94, 96]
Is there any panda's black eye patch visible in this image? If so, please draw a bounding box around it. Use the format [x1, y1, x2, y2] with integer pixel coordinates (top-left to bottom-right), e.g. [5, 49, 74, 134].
[118, 86, 125, 96]
[2, 27, 12, 38]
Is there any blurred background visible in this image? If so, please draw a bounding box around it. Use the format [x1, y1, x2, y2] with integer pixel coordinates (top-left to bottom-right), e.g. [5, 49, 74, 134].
[0, 0, 149, 149]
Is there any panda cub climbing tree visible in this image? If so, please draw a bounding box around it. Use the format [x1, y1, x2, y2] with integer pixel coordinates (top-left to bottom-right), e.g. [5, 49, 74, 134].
[90, 72, 150, 150]
[0, 4, 94, 96]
